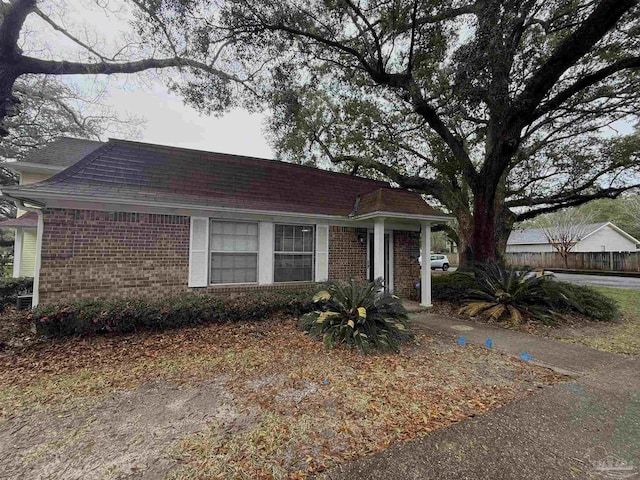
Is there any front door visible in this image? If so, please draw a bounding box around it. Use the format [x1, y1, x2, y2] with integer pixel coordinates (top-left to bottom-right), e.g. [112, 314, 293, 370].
[368, 233, 390, 289]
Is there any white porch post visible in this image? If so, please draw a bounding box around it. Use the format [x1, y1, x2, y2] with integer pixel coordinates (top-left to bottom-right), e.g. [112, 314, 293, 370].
[374, 217, 385, 284]
[420, 222, 432, 307]
[32, 211, 44, 307]
[12, 228, 23, 278]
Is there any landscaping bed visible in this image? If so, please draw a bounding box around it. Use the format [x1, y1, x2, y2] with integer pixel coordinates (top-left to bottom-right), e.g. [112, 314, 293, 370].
[0, 313, 564, 479]
[430, 272, 637, 355]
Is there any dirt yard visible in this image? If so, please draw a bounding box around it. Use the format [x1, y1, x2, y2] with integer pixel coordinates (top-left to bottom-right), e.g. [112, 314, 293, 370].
[0, 315, 565, 479]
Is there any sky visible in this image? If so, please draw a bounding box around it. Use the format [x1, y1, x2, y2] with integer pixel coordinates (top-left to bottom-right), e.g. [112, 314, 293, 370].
[23, 0, 274, 159]
[106, 81, 273, 158]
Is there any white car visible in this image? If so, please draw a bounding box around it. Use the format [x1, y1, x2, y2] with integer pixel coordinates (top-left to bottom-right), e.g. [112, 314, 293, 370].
[430, 254, 450, 271]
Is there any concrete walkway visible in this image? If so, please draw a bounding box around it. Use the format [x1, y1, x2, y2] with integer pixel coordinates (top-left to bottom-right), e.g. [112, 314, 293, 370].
[410, 312, 621, 376]
[321, 312, 640, 480]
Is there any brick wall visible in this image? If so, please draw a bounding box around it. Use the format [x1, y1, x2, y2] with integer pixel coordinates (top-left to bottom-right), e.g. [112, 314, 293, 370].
[328, 226, 367, 282]
[39, 209, 191, 303]
[393, 230, 421, 298]
[39, 209, 315, 304]
[38, 209, 421, 304]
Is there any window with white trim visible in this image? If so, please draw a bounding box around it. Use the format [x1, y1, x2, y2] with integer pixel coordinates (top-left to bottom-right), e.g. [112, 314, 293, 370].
[274, 224, 315, 282]
[210, 221, 258, 284]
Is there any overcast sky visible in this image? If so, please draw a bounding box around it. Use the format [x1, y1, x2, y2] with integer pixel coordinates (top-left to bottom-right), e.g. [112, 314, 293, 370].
[24, 1, 274, 159]
[106, 80, 273, 158]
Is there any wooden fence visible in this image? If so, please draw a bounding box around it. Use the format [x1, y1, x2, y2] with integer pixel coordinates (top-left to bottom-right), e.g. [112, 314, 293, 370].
[504, 251, 640, 272]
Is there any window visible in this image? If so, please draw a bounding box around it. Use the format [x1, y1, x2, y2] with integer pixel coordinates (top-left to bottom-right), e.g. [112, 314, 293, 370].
[210, 221, 258, 284]
[274, 224, 314, 282]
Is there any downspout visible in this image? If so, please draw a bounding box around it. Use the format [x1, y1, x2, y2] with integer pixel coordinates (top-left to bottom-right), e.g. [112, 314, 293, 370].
[0, 193, 44, 306]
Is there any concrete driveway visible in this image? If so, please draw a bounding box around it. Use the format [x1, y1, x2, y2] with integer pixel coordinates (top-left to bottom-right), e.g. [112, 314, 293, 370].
[551, 272, 640, 290]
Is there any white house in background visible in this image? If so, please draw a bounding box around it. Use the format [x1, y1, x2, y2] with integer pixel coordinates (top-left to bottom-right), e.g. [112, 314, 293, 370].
[507, 222, 640, 253]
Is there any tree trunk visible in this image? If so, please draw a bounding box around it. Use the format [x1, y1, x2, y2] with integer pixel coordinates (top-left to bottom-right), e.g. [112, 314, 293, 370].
[470, 190, 498, 262]
[0, 65, 20, 135]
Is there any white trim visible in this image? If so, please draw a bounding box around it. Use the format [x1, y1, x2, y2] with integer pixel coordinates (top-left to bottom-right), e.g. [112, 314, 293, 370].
[273, 223, 316, 283]
[388, 230, 394, 293]
[209, 220, 259, 286]
[188, 217, 210, 287]
[374, 218, 385, 281]
[12, 229, 23, 278]
[315, 223, 329, 282]
[32, 211, 44, 307]
[581, 222, 640, 245]
[351, 211, 453, 222]
[258, 221, 274, 285]
[5, 162, 66, 175]
[1, 189, 453, 226]
[420, 222, 432, 308]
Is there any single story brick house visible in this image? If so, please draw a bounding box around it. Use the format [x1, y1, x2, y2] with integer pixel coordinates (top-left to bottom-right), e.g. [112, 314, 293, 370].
[1, 138, 450, 307]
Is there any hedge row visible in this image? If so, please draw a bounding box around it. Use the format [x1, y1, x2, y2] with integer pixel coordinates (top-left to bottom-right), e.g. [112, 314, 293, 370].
[31, 288, 316, 338]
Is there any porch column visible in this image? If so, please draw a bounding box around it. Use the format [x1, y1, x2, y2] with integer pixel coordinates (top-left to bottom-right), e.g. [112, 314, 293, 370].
[420, 222, 432, 307]
[374, 217, 385, 284]
[13, 228, 23, 278]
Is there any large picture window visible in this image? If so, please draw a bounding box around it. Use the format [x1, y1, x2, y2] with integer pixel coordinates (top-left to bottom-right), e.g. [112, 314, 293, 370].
[210, 221, 258, 284]
[274, 224, 314, 282]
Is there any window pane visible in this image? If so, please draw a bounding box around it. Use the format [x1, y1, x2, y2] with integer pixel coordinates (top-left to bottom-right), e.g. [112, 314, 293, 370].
[274, 253, 313, 282]
[210, 221, 258, 252]
[275, 225, 314, 253]
[211, 253, 257, 284]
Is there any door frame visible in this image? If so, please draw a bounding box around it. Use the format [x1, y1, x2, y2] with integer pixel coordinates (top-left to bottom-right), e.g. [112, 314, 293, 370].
[365, 230, 394, 292]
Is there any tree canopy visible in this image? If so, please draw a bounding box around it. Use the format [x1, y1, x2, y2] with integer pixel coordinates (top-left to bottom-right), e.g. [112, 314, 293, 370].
[138, 0, 640, 262]
[0, 0, 250, 136]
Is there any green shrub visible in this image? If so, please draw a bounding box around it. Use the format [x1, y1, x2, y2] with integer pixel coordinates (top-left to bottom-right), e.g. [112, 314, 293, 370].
[545, 281, 620, 322]
[456, 262, 620, 325]
[0, 277, 33, 307]
[431, 274, 476, 304]
[31, 288, 315, 338]
[298, 279, 412, 353]
[458, 263, 560, 324]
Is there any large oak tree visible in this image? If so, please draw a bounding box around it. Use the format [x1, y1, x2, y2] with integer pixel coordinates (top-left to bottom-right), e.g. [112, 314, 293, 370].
[141, 0, 640, 262]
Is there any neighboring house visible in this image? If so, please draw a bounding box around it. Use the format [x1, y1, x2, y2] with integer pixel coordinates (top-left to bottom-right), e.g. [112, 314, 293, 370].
[506, 222, 640, 253]
[0, 137, 451, 307]
[0, 138, 103, 278]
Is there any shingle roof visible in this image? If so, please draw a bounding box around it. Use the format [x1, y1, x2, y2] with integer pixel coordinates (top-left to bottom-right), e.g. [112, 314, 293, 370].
[0, 211, 38, 228]
[354, 188, 444, 217]
[4, 139, 446, 218]
[18, 137, 103, 167]
[507, 222, 609, 244]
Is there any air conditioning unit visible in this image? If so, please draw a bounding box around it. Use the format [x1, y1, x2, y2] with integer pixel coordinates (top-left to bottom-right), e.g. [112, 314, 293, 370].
[16, 295, 33, 310]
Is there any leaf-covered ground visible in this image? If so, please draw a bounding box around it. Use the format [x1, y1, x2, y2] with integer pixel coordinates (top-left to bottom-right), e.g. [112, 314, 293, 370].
[0, 314, 564, 479]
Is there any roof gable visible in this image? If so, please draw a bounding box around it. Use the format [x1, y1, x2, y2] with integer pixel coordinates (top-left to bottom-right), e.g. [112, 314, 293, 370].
[507, 222, 634, 245]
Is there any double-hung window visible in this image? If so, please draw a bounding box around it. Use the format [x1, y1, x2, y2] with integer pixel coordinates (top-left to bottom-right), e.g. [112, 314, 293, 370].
[210, 221, 258, 284]
[274, 224, 315, 282]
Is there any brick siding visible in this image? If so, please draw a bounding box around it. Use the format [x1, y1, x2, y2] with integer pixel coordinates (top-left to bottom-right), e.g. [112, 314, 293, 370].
[38, 209, 421, 304]
[393, 230, 421, 298]
[328, 226, 367, 282]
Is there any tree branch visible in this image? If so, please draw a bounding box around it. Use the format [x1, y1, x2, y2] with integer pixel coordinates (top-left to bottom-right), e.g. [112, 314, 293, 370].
[515, 185, 638, 221]
[531, 56, 640, 121]
[513, 0, 637, 125]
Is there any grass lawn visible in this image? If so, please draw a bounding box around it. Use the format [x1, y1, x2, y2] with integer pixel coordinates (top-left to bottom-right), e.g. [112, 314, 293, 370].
[552, 287, 640, 355]
[0, 314, 564, 479]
